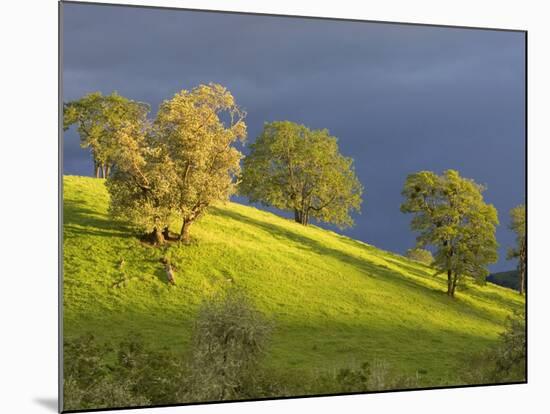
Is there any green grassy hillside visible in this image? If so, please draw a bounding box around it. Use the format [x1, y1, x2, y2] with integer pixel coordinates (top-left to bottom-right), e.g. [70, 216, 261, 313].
[63, 175, 524, 386]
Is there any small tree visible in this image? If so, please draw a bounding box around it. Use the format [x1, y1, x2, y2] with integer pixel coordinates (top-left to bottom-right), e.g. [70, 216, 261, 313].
[507, 205, 526, 294]
[406, 248, 434, 265]
[185, 289, 272, 401]
[240, 121, 363, 228]
[64, 92, 150, 178]
[400, 170, 499, 297]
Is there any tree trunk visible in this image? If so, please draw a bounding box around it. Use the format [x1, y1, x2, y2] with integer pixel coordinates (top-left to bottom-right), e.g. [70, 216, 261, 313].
[162, 226, 171, 241]
[445, 246, 456, 297]
[101, 165, 106, 179]
[179, 220, 192, 243]
[519, 265, 525, 295]
[143, 227, 165, 245]
[519, 240, 526, 295]
[519, 270, 524, 295]
[294, 208, 310, 226]
[94, 163, 100, 178]
[447, 270, 454, 297]
[105, 165, 111, 178]
[294, 209, 302, 224]
[302, 209, 309, 226]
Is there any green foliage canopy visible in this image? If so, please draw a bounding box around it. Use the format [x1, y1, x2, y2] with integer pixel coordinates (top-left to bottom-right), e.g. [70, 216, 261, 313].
[240, 121, 363, 228]
[406, 248, 434, 265]
[400, 170, 499, 297]
[106, 83, 246, 244]
[64, 92, 150, 177]
[154, 83, 246, 242]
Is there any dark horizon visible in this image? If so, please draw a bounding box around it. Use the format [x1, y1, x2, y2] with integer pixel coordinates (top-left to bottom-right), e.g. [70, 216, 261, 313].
[62, 3, 525, 273]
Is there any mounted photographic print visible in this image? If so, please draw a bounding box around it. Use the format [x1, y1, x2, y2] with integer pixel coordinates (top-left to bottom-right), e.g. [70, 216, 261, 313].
[60, 1, 527, 411]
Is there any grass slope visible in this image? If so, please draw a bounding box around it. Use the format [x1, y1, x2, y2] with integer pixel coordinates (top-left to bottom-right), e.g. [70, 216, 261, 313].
[63, 175, 524, 386]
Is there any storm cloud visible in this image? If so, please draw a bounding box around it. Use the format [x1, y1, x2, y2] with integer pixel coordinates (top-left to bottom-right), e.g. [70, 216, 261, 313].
[62, 3, 525, 272]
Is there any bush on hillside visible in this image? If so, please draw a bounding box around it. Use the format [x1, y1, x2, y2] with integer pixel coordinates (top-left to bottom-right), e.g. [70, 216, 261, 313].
[494, 311, 526, 378]
[334, 362, 371, 392]
[460, 311, 526, 384]
[183, 288, 273, 401]
[406, 248, 434, 265]
[63, 375, 150, 411]
[63, 335, 152, 410]
[333, 360, 420, 393]
[115, 336, 186, 405]
[63, 290, 274, 409]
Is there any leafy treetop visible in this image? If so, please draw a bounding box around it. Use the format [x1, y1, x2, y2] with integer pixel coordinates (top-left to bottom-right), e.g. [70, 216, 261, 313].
[400, 169, 499, 297]
[240, 121, 363, 228]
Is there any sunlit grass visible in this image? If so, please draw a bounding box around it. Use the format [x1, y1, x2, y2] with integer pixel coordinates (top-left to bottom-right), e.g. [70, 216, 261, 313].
[63, 175, 524, 387]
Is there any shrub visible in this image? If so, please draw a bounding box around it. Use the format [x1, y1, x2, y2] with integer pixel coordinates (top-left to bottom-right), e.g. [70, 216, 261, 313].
[183, 288, 272, 401]
[63, 376, 150, 411]
[406, 248, 434, 265]
[335, 362, 371, 392]
[333, 360, 419, 393]
[494, 311, 526, 379]
[460, 311, 526, 384]
[63, 335, 151, 410]
[63, 291, 274, 409]
[63, 334, 112, 390]
[115, 336, 186, 405]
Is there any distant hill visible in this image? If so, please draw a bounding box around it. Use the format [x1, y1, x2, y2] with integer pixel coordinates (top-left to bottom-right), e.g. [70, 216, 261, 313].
[487, 270, 520, 291]
[63, 175, 525, 387]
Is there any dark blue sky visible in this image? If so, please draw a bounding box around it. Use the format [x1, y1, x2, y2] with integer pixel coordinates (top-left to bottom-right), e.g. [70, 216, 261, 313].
[62, 3, 525, 272]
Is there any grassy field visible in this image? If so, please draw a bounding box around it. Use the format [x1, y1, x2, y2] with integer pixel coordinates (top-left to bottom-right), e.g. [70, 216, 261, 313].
[63, 175, 524, 387]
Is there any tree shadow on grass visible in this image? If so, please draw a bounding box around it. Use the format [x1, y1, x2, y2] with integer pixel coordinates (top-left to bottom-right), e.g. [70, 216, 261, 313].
[209, 207, 424, 289]
[461, 284, 524, 313]
[63, 198, 134, 239]
[384, 258, 523, 315]
[209, 207, 497, 319]
[383, 257, 438, 282]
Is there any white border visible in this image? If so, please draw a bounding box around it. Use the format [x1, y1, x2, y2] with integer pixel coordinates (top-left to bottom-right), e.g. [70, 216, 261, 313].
[1, 1, 548, 413]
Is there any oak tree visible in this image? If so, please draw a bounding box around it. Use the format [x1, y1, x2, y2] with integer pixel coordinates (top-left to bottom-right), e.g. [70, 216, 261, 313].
[400, 170, 499, 297]
[240, 121, 363, 228]
[507, 204, 526, 294]
[64, 92, 150, 178]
